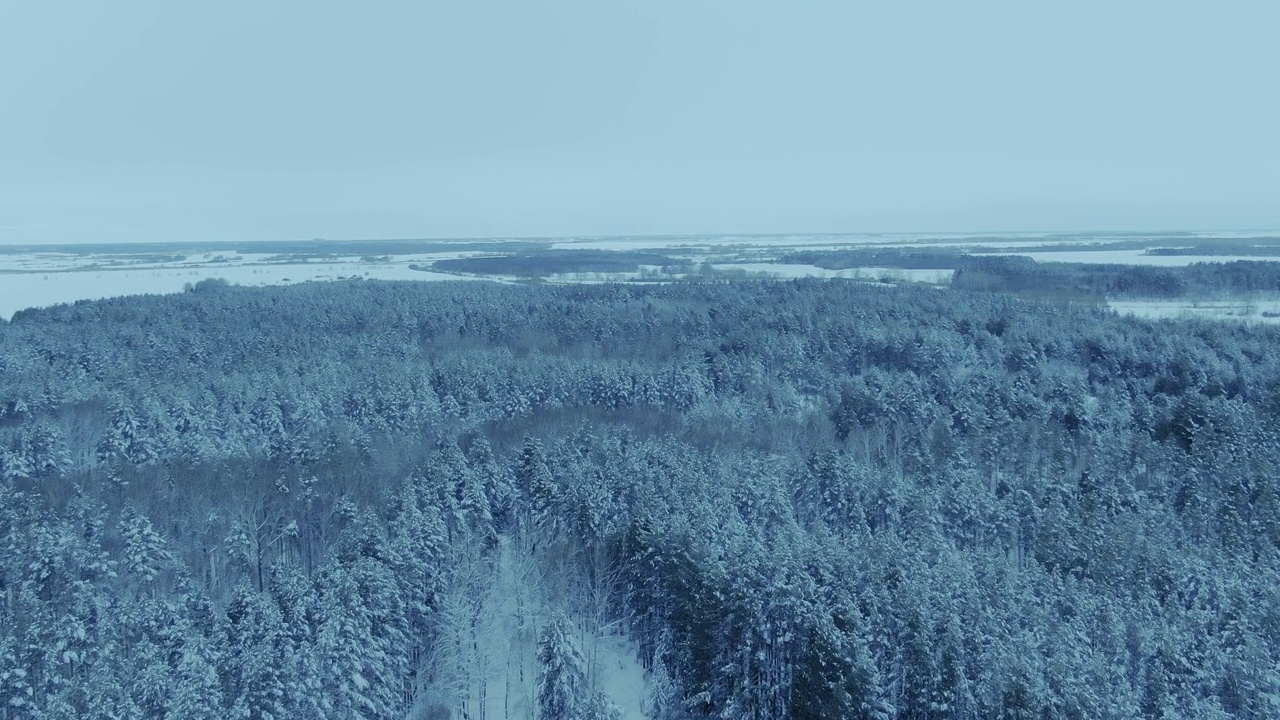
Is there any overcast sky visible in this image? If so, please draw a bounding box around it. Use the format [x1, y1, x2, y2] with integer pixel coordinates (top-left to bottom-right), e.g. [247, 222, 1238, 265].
[2, 0, 1277, 244]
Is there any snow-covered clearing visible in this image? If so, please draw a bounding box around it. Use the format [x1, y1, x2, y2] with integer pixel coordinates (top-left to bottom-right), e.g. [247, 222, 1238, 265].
[0, 261, 478, 320]
[1108, 298, 1280, 323]
[417, 538, 649, 720]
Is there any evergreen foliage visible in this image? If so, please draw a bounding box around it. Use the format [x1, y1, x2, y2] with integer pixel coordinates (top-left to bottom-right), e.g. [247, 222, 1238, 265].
[1, 278, 1278, 717]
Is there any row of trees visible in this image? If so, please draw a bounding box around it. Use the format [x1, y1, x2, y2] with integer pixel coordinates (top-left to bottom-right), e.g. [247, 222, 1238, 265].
[783, 247, 1280, 300]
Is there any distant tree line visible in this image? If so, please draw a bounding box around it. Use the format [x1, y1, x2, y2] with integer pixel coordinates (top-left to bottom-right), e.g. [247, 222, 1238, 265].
[433, 251, 690, 278]
[1145, 242, 1280, 257]
[952, 257, 1280, 299]
[781, 249, 972, 271]
[784, 248, 1280, 299]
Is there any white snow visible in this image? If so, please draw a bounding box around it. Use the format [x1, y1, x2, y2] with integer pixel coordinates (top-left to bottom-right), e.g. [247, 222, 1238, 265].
[0, 243, 565, 319]
[0, 263, 476, 320]
[418, 538, 651, 720]
[1109, 298, 1280, 323]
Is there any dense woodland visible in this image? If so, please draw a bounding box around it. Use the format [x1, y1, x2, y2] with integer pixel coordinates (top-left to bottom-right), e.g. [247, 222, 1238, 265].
[785, 249, 1280, 300]
[2, 277, 1279, 718]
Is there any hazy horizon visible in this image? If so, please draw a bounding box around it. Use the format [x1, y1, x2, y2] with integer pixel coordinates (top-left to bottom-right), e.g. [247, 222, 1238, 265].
[3, 1, 1278, 244]
[6, 228, 1280, 250]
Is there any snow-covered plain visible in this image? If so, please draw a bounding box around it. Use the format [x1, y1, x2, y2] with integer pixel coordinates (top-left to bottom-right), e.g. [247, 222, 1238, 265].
[0, 255, 487, 320]
[1108, 299, 1280, 324]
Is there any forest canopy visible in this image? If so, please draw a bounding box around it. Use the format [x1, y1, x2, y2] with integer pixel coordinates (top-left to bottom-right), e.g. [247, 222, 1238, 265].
[1, 279, 1278, 719]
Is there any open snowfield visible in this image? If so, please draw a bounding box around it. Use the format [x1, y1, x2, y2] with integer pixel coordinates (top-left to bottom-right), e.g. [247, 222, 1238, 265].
[0, 252, 490, 319]
[1108, 298, 1280, 324]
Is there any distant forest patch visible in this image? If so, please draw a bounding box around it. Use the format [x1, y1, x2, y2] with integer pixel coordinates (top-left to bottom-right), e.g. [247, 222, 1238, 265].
[953, 257, 1280, 299]
[782, 248, 971, 270]
[433, 250, 691, 277]
[782, 248, 1280, 300]
[1145, 241, 1280, 256]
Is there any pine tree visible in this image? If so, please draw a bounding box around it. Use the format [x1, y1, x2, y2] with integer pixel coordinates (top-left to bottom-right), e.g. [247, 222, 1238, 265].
[0, 635, 34, 719]
[315, 550, 409, 720]
[387, 485, 448, 694]
[119, 506, 172, 585]
[167, 642, 225, 720]
[537, 614, 587, 720]
[579, 691, 623, 720]
[222, 586, 288, 720]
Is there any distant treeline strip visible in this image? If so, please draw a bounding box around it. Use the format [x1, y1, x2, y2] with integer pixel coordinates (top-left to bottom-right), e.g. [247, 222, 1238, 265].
[783, 248, 1280, 299]
[783, 248, 972, 270]
[952, 257, 1280, 299]
[433, 250, 691, 277]
[1145, 242, 1280, 256]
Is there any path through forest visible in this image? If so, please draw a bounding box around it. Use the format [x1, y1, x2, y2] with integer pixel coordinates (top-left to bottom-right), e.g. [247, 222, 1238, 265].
[420, 537, 649, 719]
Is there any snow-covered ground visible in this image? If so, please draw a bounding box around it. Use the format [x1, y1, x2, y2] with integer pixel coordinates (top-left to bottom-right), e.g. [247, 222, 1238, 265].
[419, 538, 650, 720]
[0, 255, 489, 320]
[1108, 299, 1280, 323]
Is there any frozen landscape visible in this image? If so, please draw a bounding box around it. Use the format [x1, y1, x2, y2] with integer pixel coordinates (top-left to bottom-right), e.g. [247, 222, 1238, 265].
[6, 231, 1280, 321]
[6, 0, 1279, 714]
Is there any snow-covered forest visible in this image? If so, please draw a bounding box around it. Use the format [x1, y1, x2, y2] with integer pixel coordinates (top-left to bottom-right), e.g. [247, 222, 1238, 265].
[2, 278, 1279, 718]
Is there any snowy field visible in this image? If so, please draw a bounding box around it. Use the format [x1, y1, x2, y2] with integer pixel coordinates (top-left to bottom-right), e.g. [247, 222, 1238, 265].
[0, 261, 473, 320]
[1108, 299, 1280, 324]
[0, 252, 488, 319]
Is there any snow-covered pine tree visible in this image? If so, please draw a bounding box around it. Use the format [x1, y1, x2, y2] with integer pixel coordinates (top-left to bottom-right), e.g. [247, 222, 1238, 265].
[223, 585, 289, 720]
[537, 614, 587, 720]
[578, 691, 624, 720]
[166, 642, 225, 720]
[118, 506, 171, 585]
[517, 437, 560, 544]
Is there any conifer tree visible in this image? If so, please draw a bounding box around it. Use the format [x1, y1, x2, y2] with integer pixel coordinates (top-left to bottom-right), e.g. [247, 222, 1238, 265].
[537, 614, 587, 720]
[119, 506, 171, 585]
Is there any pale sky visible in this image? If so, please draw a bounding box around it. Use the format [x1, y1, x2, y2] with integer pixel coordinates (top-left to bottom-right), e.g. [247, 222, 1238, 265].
[1, 0, 1277, 243]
